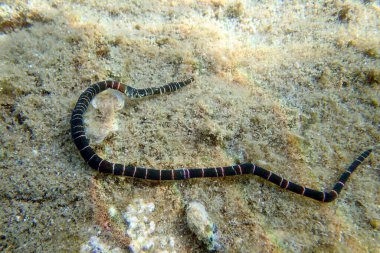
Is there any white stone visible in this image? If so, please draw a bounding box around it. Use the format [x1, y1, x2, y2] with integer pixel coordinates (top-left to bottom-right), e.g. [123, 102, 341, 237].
[186, 201, 219, 251]
[108, 206, 117, 218]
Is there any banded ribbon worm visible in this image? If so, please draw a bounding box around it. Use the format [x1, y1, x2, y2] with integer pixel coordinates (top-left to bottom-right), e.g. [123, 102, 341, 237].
[71, 77, 377, 202]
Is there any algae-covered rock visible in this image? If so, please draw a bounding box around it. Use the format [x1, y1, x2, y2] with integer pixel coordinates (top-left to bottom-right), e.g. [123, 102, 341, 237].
[186, 201, 220, 251]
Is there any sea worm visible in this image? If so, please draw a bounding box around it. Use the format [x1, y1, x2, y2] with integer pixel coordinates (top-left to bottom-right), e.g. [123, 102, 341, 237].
[71, 77, 377, 202]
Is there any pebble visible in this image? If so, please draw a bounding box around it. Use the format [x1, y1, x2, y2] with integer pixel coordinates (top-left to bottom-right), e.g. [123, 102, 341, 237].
[186, 201, 220, 251]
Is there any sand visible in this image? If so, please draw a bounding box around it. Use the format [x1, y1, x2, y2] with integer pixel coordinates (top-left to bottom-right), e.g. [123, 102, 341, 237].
[0, 0, 379, 252]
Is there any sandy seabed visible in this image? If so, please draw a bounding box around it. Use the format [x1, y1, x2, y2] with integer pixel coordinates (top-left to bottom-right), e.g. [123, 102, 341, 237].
[0, 0, 379, 252]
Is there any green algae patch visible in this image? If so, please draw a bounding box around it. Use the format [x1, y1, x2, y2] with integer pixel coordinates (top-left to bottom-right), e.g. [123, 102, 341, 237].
[225, 2, 244, 19]
[366, 69, 380, 86]
[370, 219, 380, 230]
[0, 79, 24, 103]
[364, 48, 379, 59]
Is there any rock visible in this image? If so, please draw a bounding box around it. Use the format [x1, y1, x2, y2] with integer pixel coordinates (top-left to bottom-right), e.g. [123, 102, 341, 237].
[186, 201, 220, 251]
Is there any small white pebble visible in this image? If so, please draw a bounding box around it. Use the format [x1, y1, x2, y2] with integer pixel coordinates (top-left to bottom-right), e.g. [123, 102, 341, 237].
[129, 242, 140, 253]
[110, 247, 123, 253]
[126, 216, 138, 224]
[80, 245, 91, 252]
[108, 206, 118, 218]
[126, 205, 136, 214]
[148, 221, 155, 233]
[145, 203, 155, 212]
[137, 208, 144, 215]
[126, 229, 135, 238]
[160, 239, 167, 248]
[136, 236, 146, 245]
[141, 230, 150, 238]
[169, 237, 175, 248]
[89, 236, 100, 245]
[129, 222, 138, 231]
[142, 240, 154, 251]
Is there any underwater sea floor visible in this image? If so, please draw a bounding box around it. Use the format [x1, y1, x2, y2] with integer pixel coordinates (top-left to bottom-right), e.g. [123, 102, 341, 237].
[0, 0, 379, 252]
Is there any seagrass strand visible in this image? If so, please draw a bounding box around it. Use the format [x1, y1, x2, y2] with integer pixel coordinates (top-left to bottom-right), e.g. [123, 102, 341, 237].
[71, 78, 375, 203]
